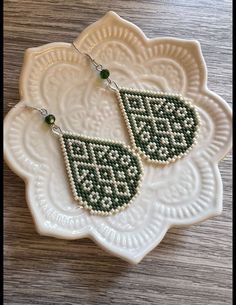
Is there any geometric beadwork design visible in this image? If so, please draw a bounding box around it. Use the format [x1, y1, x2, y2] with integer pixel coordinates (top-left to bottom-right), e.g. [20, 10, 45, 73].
[116, 88, 201, 164]
[59, 132, 143, 216]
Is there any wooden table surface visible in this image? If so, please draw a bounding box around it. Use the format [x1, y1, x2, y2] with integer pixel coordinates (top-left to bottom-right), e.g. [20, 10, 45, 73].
[4, 1, 232, 304]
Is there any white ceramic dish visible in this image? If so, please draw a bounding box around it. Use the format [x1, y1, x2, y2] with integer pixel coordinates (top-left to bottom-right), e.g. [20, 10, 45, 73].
[4, 11, 232, 263]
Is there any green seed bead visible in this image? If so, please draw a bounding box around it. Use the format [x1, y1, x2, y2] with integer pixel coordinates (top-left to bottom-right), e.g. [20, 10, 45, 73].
[100, 69, 110, 79]
[45, 114, 56, 125]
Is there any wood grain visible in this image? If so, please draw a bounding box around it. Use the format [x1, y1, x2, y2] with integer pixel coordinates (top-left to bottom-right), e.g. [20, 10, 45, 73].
[4, 1, 232, 304]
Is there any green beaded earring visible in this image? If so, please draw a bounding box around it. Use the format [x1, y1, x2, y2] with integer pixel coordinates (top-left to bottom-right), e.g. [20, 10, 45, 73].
[23, 105, 143, 216]
[72, 43, 201, 165]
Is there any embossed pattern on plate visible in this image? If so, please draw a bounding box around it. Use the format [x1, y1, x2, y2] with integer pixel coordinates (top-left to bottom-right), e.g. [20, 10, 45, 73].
[4, 11, 232, 263]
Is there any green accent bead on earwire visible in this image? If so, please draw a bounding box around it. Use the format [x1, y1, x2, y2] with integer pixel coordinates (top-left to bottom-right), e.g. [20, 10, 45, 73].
[45, 114, 56, 125]
[100, 69, 110, 79]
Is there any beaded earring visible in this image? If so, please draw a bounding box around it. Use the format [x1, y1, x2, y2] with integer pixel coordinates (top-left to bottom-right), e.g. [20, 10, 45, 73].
[72, 43, 201, 165]
[23, 105, 143, 216]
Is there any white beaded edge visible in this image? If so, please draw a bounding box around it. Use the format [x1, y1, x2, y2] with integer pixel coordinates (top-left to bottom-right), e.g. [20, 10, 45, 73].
[116, 87, 201, 165]
[59, 131, 144, 216]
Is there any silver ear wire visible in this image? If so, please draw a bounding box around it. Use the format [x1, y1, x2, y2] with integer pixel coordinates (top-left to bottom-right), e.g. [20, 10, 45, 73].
[20, 103, 63, 136]
[71, 41, 119, 92]
[23, 104, 48, 116]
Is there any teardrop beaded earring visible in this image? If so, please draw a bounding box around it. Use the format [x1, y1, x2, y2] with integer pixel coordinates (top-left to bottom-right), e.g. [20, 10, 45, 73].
[21, 104, 143, 216]
[72, 42, 201, 165]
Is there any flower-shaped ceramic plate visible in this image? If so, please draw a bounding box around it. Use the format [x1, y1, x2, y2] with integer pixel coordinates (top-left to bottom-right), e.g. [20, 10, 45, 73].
[4, 11, 232, 263]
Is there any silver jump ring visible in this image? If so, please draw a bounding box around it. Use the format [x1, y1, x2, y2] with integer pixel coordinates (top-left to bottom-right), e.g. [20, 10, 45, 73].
[38, 108, 48, 117]
[52, 124, 63, 136]
[95, 64, 103, 72]
[106, 79, 119, 92]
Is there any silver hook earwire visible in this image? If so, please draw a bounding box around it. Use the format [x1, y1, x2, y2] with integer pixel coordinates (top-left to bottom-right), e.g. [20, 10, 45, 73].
[71, 41, 120, 92]
[24, 104, 48, 116]
[51, 124, 63, 136]
[23, 103, 63, 136]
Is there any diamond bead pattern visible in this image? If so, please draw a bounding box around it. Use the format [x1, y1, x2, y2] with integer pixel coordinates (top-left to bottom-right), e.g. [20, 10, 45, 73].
[117, 88, 200, 164]
[60, 132, 143, 215]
